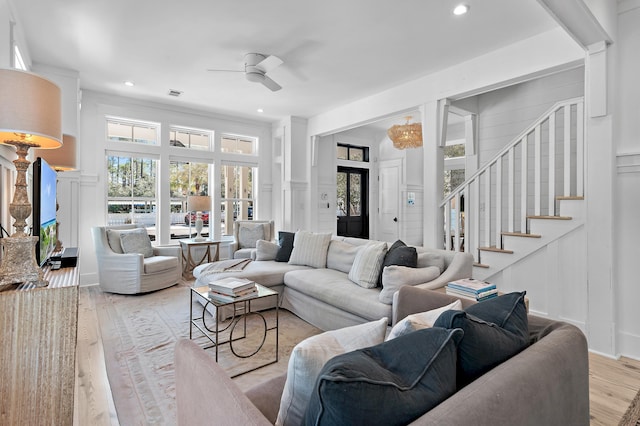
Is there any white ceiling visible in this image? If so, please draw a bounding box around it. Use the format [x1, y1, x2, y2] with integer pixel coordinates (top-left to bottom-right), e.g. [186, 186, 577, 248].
[10, 0, 559, 124]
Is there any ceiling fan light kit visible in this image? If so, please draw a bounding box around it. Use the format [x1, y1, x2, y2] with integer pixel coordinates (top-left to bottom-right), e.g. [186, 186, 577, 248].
[208, 52, 283, 91]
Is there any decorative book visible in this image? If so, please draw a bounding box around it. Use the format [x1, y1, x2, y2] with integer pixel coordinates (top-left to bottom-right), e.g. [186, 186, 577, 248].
[208, 277, 256, 296]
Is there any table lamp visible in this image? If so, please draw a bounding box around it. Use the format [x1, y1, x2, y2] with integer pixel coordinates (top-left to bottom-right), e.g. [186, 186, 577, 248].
[0, 69, 62, 290]
[187, 195, 210, 241]
[34, 134, 77, 251]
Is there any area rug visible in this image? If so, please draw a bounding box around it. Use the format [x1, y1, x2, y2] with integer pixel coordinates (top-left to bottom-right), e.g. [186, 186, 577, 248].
[89, 283, 322, 426]
[620, 387, 640, 426]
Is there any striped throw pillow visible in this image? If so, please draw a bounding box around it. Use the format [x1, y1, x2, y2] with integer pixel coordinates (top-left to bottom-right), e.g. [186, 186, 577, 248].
[288, 231, 332, 268]
[348, 242, 388, 288]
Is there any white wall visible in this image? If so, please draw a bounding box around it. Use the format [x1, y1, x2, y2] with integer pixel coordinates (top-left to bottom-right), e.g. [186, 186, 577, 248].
[615, 1, 640, 358]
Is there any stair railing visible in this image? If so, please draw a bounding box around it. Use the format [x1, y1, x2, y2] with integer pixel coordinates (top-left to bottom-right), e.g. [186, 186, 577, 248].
[440, 97, 584, 263]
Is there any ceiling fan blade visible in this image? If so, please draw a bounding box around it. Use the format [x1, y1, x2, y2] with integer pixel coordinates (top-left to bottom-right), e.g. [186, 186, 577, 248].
[261, 75, 282, 92]
[206, 68, 243, 73]
[256, 55, 283, 73]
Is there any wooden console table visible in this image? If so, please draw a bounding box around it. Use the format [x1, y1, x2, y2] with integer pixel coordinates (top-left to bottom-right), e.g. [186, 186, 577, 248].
[180, 239, 221, 279]
[0, 265, 79, 425]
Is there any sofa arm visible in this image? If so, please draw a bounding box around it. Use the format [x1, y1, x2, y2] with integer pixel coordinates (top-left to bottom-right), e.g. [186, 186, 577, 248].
[174, 339, 272, 426]
[245, 373, 287, 423]
[414, 251, 474, 291]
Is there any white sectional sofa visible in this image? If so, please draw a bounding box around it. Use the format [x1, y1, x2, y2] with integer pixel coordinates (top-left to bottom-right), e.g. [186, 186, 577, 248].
[193, 233, 474, 331]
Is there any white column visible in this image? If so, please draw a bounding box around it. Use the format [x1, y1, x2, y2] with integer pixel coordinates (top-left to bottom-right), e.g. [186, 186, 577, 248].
[422, 101, 443, 248]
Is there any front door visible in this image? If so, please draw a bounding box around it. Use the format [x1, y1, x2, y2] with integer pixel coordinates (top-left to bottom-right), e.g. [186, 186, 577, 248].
[336, 167, 368, 238]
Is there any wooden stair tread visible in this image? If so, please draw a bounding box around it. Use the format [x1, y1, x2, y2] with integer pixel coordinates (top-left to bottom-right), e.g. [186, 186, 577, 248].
[556, 196, 584, 200]
[501, 232, 541, 238]
[527, 215, 572, 220]
[473, 262, 490, 268]
[479, 246, 514, 254]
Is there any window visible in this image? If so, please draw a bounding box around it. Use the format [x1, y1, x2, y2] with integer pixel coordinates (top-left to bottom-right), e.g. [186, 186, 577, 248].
[337, 144, 368, 162]
[107, 155, 157, 237]
[444, 143, 466, 196]
[107, 118, 159, 145]
[220, 164, 254, 236]
[170, 127, 211, 150]
[169, 160, 210, 239]
[221, 135, 256, 155]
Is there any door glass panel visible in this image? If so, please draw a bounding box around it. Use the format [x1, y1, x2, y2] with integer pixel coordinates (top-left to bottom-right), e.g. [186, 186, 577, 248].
[350, 174, 361, 215]
[336, 172, 347, 216]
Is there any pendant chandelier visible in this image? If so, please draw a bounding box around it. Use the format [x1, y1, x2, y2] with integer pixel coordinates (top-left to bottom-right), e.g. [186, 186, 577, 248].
[387, 116, 423, 149]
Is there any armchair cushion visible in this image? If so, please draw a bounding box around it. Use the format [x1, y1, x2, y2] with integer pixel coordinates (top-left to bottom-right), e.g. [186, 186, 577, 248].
[119, 228, 154, 258]
[144, 255, 180, 274]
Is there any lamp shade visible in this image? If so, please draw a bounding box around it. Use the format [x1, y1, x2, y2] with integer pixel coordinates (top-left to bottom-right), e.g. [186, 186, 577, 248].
[0, 69, 62, 148]
[187, 195, 210, 212]
[34, 134, 77, 171]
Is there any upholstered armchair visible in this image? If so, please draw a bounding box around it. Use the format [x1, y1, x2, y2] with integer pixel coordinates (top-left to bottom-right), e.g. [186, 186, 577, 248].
[232, 220, 275, 259]
[91, 224, 182, 294]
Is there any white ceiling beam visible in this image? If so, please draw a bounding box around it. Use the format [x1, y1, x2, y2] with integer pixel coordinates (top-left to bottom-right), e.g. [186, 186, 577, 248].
[536, 0, 612, 48]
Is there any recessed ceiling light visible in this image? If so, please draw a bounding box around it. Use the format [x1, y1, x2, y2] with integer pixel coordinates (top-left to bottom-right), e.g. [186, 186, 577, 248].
[453, 4, 469, 15]
[257, 108, 264, 113]
[124, 81, 135, 87]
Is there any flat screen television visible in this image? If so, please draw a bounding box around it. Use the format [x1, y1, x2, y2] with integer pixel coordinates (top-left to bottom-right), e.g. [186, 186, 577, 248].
[32, 157, 57, 266]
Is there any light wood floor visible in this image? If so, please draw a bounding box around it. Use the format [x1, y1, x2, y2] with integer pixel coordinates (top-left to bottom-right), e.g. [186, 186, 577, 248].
[73, 285, 640, 426]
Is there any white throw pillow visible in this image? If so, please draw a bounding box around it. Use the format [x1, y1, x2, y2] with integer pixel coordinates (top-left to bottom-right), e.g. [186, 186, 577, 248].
[288, 231, 332, 268]
[326, 240, 362, 273]
[275, 317, 388, 426]
[118, 228, 154, 258]
[378, 265, 441, 304]
[255, 239, 279, 261]
[386, 300, 462, 341]
[348, 241, 387, 288]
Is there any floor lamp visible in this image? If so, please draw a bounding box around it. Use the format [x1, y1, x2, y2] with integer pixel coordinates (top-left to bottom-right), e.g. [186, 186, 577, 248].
[0, 69, 62, 290]
[187, 195, 210, 241]
[34, 134, 77, 251]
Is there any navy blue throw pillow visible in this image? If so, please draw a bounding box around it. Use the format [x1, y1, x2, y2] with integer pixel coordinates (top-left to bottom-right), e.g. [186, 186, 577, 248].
[434, 291, 529, 388]
[275, 231, 295, 262]
[303, 327, 463, 426]
[377, 239, 417, 286]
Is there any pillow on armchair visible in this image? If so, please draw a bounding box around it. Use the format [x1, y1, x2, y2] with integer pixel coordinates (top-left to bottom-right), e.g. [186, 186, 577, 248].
[115, 228, 154, 258]
[238, 224, 266, 249]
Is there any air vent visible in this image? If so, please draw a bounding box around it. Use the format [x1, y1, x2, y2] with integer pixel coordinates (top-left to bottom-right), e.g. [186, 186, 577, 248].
[168, 89, 183, 97]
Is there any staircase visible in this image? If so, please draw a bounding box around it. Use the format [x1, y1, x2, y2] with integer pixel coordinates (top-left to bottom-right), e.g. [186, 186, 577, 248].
[441, 97, 585, 280]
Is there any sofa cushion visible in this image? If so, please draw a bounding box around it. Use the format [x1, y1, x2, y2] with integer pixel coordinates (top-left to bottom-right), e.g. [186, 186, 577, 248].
[143, 255, 179, 274]
[348, 241, 387, 288]
[434, 292, 529, 387]
[303, 327, 464, 426]
[284, 268, 391, 322]
[119, 228, 154, 258]
[386, 299, 462, 340]
[289, 231, 332, 268]
[197, 260, 312, 288]
[377, 240, 417, 286]
[255, 239, 279, 261]
[238, 223, 266, 249]
[275, 231, 295, 262]
[326, 240, 361, 273]
[378, 265, 440, 305]
[417, 251, 446, 273]
[275, 318, 387, 426]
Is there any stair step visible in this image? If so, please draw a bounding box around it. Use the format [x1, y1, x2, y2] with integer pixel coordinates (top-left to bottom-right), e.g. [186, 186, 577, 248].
[556, 196, 584, 201]
[527, 215, 572, 220]
[501, 232, 541, 238]
[479, 246, 514, 254]
[473, 262, 490, 268]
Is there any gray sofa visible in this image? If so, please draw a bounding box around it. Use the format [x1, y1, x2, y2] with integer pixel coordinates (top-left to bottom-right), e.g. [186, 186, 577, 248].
[175, 286, 590, 425]
[192, 235, 474, 330]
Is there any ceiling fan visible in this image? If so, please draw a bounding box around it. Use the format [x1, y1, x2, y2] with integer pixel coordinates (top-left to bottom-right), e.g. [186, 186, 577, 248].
[208, 53, 284, 92]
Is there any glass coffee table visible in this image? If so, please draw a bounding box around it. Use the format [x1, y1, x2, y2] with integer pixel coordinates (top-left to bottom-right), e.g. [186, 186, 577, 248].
[189, 283, 279, 377]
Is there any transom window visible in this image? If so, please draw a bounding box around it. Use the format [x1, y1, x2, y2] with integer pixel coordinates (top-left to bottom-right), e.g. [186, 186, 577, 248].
[170, 127, 212, 151]
[337, 144, 368, 162]
[221, 135, 257, 155]
[107, 118, 159, 145]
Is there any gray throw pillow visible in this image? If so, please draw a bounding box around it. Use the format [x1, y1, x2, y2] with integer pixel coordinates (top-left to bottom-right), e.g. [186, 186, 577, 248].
[119, 228, 154, 258]
[303, 327, 463, 426]
[378, 239, 417, 286]
[238, 224, 265, 249]
[275, 231, 295, 262]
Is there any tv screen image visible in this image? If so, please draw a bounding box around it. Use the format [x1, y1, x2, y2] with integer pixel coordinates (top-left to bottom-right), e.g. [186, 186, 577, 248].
[32, 157, 57, 266]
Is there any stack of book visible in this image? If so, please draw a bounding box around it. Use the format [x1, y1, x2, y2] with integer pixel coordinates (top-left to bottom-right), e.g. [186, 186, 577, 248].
[207, 277, 258, 302]
[445, 278, 498, 302]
